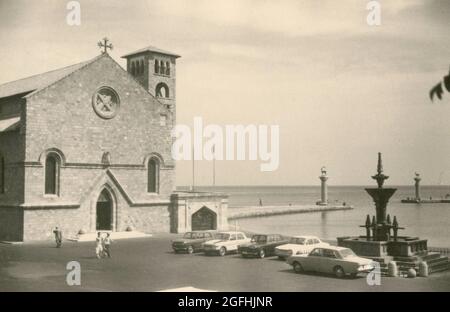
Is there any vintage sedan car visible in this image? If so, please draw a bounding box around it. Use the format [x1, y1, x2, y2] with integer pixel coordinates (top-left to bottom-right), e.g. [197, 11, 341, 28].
[275, 235, 329, 259]
[203, 231, 251, 256]
[287, 246, 375, 278]
[238, 234, 289, 258]
[172, 231, 216, 254]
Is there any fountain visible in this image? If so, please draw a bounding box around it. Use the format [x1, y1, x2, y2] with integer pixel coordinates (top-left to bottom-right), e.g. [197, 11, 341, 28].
[337, 153, 449, 274]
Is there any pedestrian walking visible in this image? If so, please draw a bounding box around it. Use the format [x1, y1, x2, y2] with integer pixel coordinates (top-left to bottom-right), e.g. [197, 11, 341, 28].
[103, 233, 113, 258]
[53, 227, 62, 248]
[95, 232, 104, 259]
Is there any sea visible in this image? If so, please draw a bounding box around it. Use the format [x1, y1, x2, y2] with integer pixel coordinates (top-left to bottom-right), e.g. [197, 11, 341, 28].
[177, 185, 450, 248]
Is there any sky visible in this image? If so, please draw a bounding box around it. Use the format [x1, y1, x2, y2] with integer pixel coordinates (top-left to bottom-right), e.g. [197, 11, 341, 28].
[0, 0, 450, 186]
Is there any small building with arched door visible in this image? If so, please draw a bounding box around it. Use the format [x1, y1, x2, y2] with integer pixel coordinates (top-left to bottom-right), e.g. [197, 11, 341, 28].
[170, 192, 229, 233]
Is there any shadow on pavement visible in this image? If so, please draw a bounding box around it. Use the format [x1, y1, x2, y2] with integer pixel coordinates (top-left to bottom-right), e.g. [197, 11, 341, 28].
[277, 268, 366, 280]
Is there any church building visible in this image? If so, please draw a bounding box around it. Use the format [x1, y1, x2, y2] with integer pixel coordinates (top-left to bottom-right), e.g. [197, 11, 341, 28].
[0, 43, 228, 241]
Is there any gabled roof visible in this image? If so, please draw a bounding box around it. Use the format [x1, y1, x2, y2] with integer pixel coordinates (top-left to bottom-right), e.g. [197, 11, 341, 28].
[121, 45, 180, 58]
[0, 55, 101, 99]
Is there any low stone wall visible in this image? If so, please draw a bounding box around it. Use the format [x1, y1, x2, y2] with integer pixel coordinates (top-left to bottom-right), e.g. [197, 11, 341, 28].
[228, 205, 353, 220]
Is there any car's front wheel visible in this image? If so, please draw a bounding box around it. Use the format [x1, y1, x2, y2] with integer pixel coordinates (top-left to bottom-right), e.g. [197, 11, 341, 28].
[293, 262, 303, 274]
[334, 266, 345, 278]
[187, 246, 194, 254]
[219, 247, 226, 256]
[258, 249, 265, 259]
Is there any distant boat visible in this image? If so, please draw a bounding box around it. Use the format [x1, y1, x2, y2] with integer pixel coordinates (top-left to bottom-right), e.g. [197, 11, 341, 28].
[401, 198, 450, 204]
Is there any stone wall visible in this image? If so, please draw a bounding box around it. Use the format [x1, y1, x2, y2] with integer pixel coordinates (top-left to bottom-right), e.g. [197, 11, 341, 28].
[0, 130, 25, 204]
[24, 206, 87, 241]
[0, 207, 23, 241]
[22, 203, 173, 241]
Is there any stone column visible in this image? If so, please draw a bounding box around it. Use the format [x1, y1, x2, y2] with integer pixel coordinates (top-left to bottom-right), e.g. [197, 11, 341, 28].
[318, 167, 328, 206]
[414, 173, 421, 201]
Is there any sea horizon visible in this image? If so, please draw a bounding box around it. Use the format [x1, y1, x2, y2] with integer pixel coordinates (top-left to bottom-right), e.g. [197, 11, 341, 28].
[178, 185, 450, 248]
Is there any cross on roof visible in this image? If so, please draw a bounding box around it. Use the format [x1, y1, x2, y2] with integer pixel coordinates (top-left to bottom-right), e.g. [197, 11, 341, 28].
[98, 37, 113, 54]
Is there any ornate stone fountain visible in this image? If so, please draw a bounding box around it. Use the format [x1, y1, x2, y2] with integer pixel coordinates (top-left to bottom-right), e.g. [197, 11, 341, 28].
[337, 153, 449, 274]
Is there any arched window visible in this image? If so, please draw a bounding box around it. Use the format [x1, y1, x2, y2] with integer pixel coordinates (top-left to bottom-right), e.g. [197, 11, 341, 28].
[155, 82, 169, 98]
[166, 62, 170, 76]
[0, 155, 5, 194]
[131, 62, 136, 75]
[154, 60, 159, 74]
[45, 154, 60, 195]
[147, 158, 160, 193]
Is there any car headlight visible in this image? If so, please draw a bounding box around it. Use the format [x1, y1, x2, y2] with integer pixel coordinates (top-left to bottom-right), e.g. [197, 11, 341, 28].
[359, 264, 373, 271]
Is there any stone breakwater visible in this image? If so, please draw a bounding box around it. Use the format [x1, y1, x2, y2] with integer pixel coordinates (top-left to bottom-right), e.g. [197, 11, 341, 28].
[228, 205, 353, 220]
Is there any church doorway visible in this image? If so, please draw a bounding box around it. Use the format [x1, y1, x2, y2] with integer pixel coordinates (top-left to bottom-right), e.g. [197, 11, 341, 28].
[96, 189, 114, 231]
[191, 207, 217, 231]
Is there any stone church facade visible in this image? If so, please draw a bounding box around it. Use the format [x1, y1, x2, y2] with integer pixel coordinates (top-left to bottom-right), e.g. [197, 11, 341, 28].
[0, 46, 228, 241]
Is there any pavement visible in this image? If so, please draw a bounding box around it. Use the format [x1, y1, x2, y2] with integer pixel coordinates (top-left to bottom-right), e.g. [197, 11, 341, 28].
[0, 234, 449, 292]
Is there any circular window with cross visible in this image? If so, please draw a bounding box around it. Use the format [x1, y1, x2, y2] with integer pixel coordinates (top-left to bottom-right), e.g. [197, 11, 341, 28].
[92, 86, 120, 119]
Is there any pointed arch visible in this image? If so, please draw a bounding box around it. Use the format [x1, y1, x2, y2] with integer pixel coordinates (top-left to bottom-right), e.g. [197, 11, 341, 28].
[192, 206, 217, 231]
[96, 186, 116, 231]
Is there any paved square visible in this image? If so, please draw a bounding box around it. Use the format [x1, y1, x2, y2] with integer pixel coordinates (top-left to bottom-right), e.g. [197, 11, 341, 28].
[1, 235, 449, 292]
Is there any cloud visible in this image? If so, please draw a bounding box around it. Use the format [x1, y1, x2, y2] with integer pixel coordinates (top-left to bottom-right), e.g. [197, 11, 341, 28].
[150, 0, 364, 37]
[149, 0, 431, 38]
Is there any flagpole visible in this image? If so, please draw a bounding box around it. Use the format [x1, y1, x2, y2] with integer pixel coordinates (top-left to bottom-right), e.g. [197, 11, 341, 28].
[212, 145, 216, 190]
[191, 144, 195, 192]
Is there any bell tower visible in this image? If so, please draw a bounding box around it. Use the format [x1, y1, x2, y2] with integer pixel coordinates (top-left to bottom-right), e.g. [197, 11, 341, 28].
[121, 46, 180, 110]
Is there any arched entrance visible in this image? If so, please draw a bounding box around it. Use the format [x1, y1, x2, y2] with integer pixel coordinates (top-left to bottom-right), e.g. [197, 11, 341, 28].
[96, 188, 114, 230]
[191, 207, 217, 231]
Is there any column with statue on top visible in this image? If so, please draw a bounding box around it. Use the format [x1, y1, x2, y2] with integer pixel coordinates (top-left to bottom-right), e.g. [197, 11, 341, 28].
[316, 167, 328, 206]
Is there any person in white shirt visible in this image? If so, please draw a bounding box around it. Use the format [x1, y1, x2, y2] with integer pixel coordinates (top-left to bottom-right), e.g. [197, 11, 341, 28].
[95, 232, 104, 259]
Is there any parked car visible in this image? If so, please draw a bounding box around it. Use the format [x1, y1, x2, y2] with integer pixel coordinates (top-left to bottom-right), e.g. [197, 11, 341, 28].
[275, 236, 329, 259]
[287, 246, 375, 278]
[172, 231, 216, 254]
[203, 231, 251, 256]
[238, 234, 289, 258]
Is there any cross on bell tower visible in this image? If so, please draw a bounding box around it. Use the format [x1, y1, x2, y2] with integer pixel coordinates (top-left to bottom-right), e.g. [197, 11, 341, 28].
[98, 37, 113, 54]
